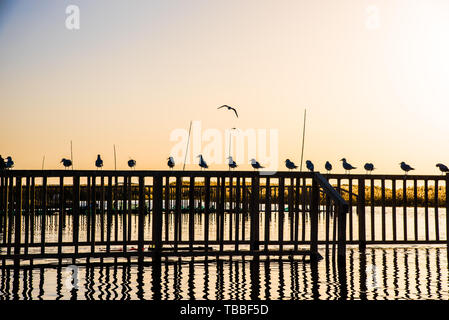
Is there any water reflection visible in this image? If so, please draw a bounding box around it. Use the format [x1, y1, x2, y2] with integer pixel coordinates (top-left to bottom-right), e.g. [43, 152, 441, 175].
[0, 247, 448, 300]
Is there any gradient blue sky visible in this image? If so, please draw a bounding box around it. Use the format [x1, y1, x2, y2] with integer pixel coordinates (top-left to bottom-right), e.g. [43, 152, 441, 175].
[1, 0, 449, 173]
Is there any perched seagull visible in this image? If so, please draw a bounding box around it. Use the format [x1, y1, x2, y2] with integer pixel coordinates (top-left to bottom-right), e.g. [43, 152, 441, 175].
[399, 161, 414, 175]
[305, 160, 314, 172]
[61, 158, 72, 169]
[197, 154, 208, 170]
[95, 154, 103, 170]
[167, 157, 175, 169]
[5, 156, 14, 170]
[217, 105, 238, 118]
[325, 161, 332, 174]
[250, 158, 264, 170]
[436, 163, 449, 175]
[340, 158, 356, 174]
[285, 159, 298, 170]
[364, 163, 375, 174]
[0, 155, 5, 170]
[128, 159, 136, 169]
[227, 156, 237, 170]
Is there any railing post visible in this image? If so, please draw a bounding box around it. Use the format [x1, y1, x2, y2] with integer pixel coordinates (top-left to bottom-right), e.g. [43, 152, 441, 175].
[358, 178, 366, 251]
[310, 176, 319, 259]
[152, 175, 163, 258]
[250, 175, 260, 252]
[138, 176, 145, 261]
[14, 176, 22, 267]
[73, 174, 80, 258]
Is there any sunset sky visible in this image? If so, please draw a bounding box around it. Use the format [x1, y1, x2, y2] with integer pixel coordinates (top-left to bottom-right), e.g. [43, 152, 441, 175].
[1, 0, 449, 173]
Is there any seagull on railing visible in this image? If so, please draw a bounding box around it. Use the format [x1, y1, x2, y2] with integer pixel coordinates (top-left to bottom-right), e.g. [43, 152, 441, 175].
[61, 158, 72, 169]
[306, 160, 314, 172]
[217, 105, 238, 118]
[197, 154, 208, 170]
[128, 159, 136, 170]
[0, 155, 5, 170]
[285, 159, 297, 170]
[364, 163, 375, 174]
[5, 156, 14, 170]
[325, 161, 332, 174]
[95, 154, 103, 170]
[399, 161, 414, 175]
[227, 156, 237, 170]
[250, 158, 264, 170]
[167, 157, 175, 169]
[436, 163, 449, 175]
[340, 158, 356, 174]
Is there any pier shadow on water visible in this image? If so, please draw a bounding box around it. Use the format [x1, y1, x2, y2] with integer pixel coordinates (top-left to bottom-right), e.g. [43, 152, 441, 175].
[0, 246, 447, 300]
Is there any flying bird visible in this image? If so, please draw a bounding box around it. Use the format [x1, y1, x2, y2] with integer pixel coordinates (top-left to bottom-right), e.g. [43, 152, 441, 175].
[227, 156, 237, 170]
[217, 105, 238, 118]
[197, 154, 208, 170]
[5, 156, 14, 170]
[325, 161, 332, 174]
[436, 163, 449, 174]
[305, 160, 314, 172]
[250, 158, 264, 170]
[167, 157, 175, 169]
[399, 162, 414, 175]
[285, 159, 298, 170]
[340, 158, 356, 174]
[128, 159, 136, 169]
[95, 154, 103, 170]
[364, 163, 375, 174]
[61, 158, 72, 169]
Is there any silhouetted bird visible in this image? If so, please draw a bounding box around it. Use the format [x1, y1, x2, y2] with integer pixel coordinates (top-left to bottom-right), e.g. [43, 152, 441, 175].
[306, 160, 314, 172]
[285, 159, 297, 170]
[227, 156, 237, 170]
[61, 158, 72, 169]
[250, 158, 264, 170]
[217, 105, 238, 118]
[197, 154, 208, 170]
[399, 162, 414, 174]
[436, 163, 449, 174]
[95, 155, 103, 170]
[167, 157, 175, 169]
[325, 161, 332, 174]
[5, 156, 14, 170]
[128, 159, 136, 169]
[364, 163, 375, 174]
[0, 155, 5, 171]
[340, 158, 356, 174]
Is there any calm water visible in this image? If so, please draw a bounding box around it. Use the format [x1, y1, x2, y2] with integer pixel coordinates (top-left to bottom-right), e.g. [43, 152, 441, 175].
[0, 207, 448, 300]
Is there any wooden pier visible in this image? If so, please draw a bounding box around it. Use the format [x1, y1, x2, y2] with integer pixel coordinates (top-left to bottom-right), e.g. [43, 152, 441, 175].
[0, 170, 448, 267]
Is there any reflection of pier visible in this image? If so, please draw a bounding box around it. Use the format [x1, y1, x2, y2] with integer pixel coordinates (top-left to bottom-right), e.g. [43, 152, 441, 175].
[0, 170, 348, 267]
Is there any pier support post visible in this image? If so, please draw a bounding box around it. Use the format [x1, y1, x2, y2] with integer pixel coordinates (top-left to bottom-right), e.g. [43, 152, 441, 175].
[152, 175, 163, 259]
[358, 178, 366, 251]
[310, 177, 319, 260]
[138, 176, 145, 262]
[250, 175, 260, 252]
[14, 177, 22, 267]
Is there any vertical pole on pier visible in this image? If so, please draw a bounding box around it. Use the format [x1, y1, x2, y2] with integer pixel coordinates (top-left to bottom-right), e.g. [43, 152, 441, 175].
[6, 175, 13, 256]
[152, 175, 163, 259]
[122, 175, 127, 253]
[91, 175, 97, 254]
[30, 177, 35, 245]
[138, 176, 146, 262]
[58, 176, 64, 256]
[2, 175, 8, 247]
[278, 177, 285, 252]
[175, 176, 182, 251]
[357, 178, 366, 251]
[41, 176, 47, 255]
[106, 175, 113, 254]
[204, 176, 211, 250]
[189, 177, 195, 251]
[24, 177, 30, 255]
[0, 175, 3, 236]
[235, 176, 240, 251]
[73, 174, 80, 258]
[14, 177, 22, 267]
[264, 177, 271, 252]
[219, 176, 225, 252]
[310, 176, 319, 259]
[250, 175, 260, 252]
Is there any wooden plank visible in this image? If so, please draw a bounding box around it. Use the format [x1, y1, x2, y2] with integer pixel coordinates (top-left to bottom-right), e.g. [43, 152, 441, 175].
[264, 178, 271, 251]
[86, 175, 91, 243]
[220, 177, 225, 252]
[204, 176, 211, 248]
[127, 176, 132, 242]
[424, 179, 429, 241]
[301, 177, 307, 241]
[288, 180, 294, 243]
[41, 176, 47, 255]
[370, 178, 375, 241]
[189, 177, 195, 250]
[30, 177, 35, 245]
[138, 176, 145, 260]
[357, 178, 366, 250]
[250, 176, 260, 252]
[310, 177, 319, 258]
[242, 179, 247, 242]
[24, 176, 30, 255]
[234, 177, 240, 251]
[57, 176, 64, 256]
[294, 177, 300, 251]
[14, 176, 22, 266]
[381, 179, 386, 241]
[164, 176, 170, 242]
[278, 177, 285, 251]
[73, 174, 80, 257]
[175, 176, 182, 251]
[348, 178, 353, 242]
[434, 179, 439, 241]
[414, 178, 418, 241]
[392, 179, 397, 241]
[100, 176, 105, 243]
[106, 175, 113, 253]
[152, 175, 163, 256]
[92, 175, 97, 253]
[229, 176, 233, 242]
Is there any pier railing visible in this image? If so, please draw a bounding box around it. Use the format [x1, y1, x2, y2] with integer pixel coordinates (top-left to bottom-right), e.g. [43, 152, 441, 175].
[0, 170, 348, 266]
